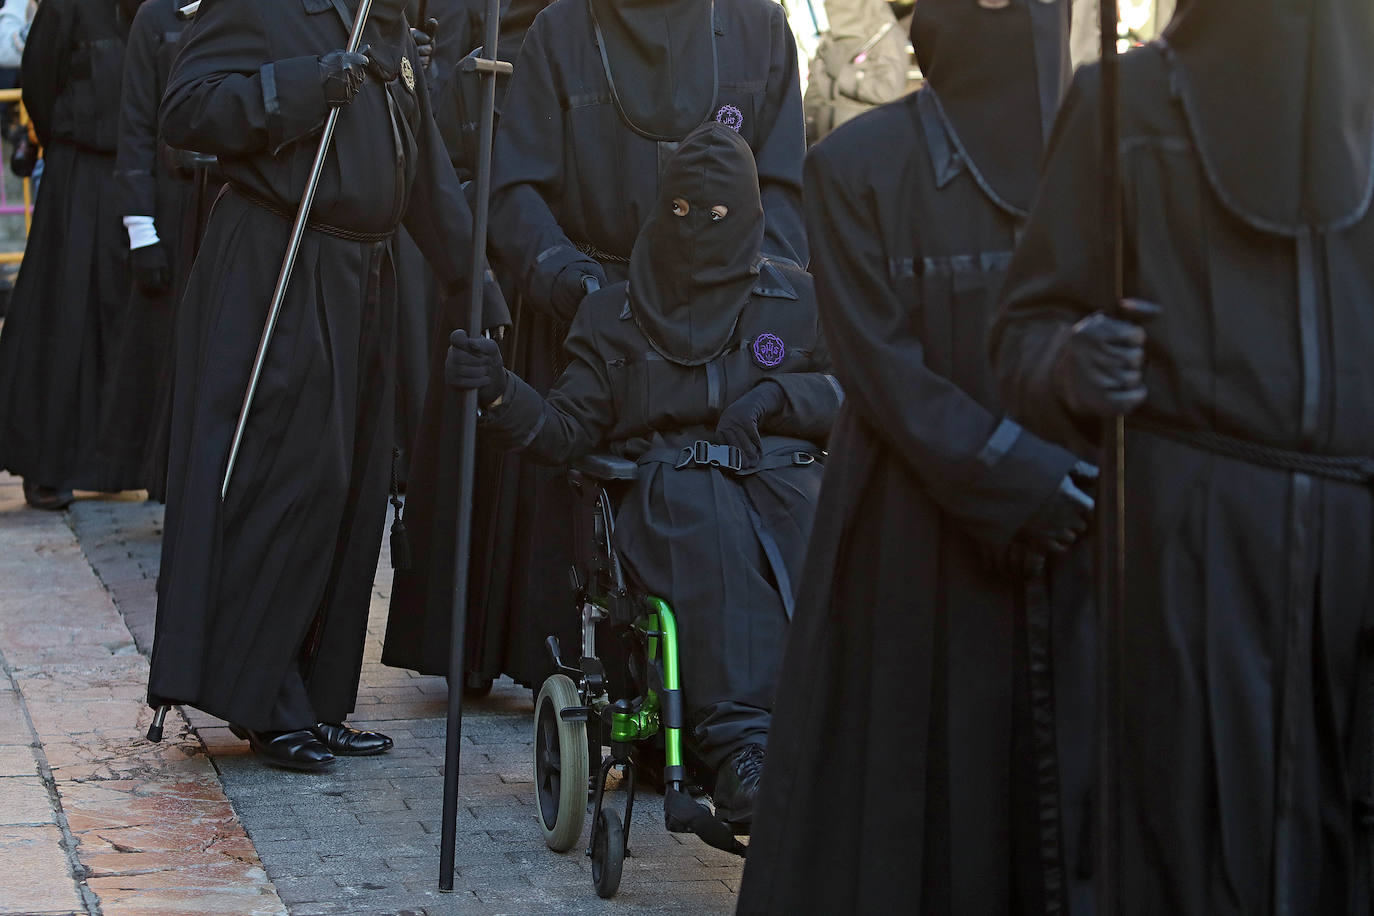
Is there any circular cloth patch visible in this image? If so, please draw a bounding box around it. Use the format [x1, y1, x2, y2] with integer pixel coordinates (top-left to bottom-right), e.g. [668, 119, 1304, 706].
[715, 104, 744, 132]
[752, 333, 786, 368]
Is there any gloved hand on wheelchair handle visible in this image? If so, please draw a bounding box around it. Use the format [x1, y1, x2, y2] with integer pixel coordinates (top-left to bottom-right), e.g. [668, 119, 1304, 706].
[715, 381, 786, 468]
[551, 264, 605, 320]
[446, 329, 506, 407]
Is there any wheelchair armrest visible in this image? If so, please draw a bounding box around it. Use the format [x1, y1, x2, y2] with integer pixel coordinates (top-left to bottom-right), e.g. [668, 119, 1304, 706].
[572, 453, 638, 482]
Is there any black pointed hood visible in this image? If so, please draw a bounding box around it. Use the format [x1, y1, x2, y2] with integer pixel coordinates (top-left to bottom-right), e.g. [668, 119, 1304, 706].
[1163, 0, 1374, 233]
[587, 0, 718, 141]
[628, 122, 763, 366]
[910, 0, 1071, 214]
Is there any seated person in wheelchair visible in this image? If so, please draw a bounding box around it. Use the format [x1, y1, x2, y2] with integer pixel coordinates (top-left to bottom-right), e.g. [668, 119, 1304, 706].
[445, 122, 840, 828]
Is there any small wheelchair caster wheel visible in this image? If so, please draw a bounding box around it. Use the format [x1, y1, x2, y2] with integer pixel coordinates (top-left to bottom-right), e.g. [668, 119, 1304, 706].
[591, 807, 625, 899]
[533, 674, 588, 852]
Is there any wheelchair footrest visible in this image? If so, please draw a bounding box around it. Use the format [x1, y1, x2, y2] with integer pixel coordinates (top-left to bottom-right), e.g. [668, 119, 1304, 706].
[664, 786, 746, 857]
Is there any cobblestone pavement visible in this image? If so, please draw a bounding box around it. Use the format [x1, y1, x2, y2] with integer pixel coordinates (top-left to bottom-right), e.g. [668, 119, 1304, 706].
[63, 493, 744, 915]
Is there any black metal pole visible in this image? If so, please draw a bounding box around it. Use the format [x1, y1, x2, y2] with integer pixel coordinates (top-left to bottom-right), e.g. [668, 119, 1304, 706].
[439, 0, 503, 892]
[1095, 3, 1124, 916]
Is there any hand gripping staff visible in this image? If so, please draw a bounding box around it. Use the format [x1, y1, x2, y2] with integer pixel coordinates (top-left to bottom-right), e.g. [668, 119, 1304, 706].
[145, 0, 378, 747]
[1096, 3, 1125, 915]
[438, 0, 511, 893]
[218, 0, 376, 502]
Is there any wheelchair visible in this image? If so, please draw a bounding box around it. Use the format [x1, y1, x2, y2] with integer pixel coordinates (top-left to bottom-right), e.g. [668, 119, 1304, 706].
[532, 448, 748, 899]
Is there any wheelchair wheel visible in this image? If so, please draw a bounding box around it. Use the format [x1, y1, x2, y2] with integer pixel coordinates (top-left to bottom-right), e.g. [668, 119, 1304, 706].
[591, 807, 626, 899]
[534, 674, 588, 852]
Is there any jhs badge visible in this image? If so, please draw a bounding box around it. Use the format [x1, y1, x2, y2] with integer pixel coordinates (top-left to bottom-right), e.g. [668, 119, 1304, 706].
[400, 56, 416, 93]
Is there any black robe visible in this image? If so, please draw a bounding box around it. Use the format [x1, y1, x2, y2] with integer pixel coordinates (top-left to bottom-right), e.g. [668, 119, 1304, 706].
[384, 0, 808, 688]
[738, 92, 1083, 914]
[97, 0, 194, 499]
[479, 265, 838, 767]
[147, 0, 502, 731]
[0, 0, 131, 492]
[991, 48, 1374, 916]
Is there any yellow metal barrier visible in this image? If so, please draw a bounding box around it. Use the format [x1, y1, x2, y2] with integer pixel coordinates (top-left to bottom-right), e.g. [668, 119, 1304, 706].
[0, 87, 34, 264]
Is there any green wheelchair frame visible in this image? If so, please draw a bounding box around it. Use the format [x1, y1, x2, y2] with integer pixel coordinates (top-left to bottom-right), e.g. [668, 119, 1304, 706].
[532, 453, 742, 899]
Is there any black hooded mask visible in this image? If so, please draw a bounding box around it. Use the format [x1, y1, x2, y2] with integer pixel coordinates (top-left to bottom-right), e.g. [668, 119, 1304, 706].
[1163, 0, 1374, 233]
[910, 0, 1070, 215]
[628, 123, 763, 366]
[587, 0, 718, 141]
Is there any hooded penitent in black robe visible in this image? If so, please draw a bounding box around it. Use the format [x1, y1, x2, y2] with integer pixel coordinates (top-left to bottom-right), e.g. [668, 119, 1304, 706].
[738, 2, 1081, 912]
[477, 123, 838, 769]
[0, 0, 132, 493]
[146, 0, 506, 731]
[384, 0, 809, 690]
[991, 2, 1374, 912]
[98, 0, 194, 500]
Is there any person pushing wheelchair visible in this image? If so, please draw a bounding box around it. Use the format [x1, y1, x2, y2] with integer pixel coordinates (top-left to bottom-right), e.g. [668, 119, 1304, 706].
[445, 122, 840, 827]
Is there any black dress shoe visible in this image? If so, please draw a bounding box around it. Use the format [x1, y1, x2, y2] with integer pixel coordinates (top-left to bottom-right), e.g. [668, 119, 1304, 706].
[713, 743, 765, 831]
[310, 722, 393, 756]
[22, 479, 73, 511]
[229, 725, 336, 771]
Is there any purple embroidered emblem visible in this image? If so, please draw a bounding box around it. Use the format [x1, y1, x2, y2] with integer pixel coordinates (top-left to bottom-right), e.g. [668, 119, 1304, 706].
[752, 333, 785, 368]
[715, 104, 744, 132]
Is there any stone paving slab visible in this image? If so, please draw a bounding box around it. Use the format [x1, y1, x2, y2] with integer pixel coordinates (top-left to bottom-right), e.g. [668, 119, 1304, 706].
[69, 492, 744, 914]
[0, 474, 287, 916]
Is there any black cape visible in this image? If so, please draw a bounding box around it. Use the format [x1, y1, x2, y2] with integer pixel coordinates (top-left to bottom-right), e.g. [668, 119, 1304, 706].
[991, 45, 1374, 916]
[147, 0, 502, 730]
[738, 88, 1083, 913]
[0, 0, 132, 492]
[97, 0, 197, 499]
[383, 0, 808, 688]
[480, 264, 838, 767]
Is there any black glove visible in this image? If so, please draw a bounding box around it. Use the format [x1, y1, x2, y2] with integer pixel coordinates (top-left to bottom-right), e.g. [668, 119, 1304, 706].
[412, 18, 438, 72]
[1051, 298, 1160, 419]
[9, 124, 36, 178]
[715, 381, 786, 469]
[446, 329, 506, 407]
[550, 264, 605, 320]
[131, 243, 171, 296]
[1018, 461, 1098, 557]
[320, 47, 371, 107]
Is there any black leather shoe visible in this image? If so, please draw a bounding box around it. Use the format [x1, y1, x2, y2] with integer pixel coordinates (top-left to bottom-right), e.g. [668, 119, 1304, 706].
[310, 722, 393, 756]
[22, 479, 73, 511]
[229, 725, 336, 771]
[713, 744, 765, 831]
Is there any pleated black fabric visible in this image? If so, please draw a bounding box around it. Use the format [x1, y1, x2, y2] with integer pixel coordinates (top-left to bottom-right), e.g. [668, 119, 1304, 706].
[383, 0, 807, 688]
[97, 0, 196, 500]
[147, 0, 498, 730]
[992, 43, 1374, 915]
[0, 0, 131, 493]
[738, 37, 1080, 910]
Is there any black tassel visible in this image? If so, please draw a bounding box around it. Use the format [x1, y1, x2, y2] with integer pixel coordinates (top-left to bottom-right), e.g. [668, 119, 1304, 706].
[388, 446, 412, 571]
[390, 513, 412, 571]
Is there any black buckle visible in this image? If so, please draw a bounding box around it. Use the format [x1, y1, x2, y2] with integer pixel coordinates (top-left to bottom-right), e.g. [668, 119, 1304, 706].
[675, 440, 743, 472]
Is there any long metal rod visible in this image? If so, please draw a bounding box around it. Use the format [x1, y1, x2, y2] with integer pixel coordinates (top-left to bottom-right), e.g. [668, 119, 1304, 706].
[439, 0, 501, 892]
[219, 0, 374, 500]
[1095, 3, 1124, 916]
